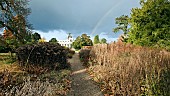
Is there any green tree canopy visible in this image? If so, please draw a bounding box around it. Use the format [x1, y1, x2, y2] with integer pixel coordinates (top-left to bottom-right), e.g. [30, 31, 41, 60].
[101, 38, 107, 44]
[113, 15, 129, 42]
[127, 0, 170, 49]
[32, 32, 41, 43]
[113, 15, 129, 34]
[49, 38, 58, 43]
[72, 34, 93, 50]
[94, 35, 100, 44]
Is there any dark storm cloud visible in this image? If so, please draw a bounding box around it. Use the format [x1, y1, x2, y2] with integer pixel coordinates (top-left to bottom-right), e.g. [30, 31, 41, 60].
[28, 0, 140, 38]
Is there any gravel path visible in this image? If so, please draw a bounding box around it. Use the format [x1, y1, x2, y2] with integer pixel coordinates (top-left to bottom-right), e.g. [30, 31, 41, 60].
[67, 53, 103, 96]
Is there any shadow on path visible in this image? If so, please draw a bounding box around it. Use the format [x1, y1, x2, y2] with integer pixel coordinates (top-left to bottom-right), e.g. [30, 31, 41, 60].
[67, 53, 103, 96]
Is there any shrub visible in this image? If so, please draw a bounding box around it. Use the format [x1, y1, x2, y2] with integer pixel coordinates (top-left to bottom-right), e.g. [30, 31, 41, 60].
[65, 47, 75, 58]
[89, 42, 170, 95]
[79, 49, 91, 67]
[16, 42, 68, 70]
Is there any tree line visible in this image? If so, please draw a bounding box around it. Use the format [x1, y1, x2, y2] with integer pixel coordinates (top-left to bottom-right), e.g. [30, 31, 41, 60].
[4, 0, 168, 51]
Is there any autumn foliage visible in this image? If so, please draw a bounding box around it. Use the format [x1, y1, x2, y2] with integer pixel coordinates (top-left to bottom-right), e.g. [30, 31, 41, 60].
[3, 29, 14, 39]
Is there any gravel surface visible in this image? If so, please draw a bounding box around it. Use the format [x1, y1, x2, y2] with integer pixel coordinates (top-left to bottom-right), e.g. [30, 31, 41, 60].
[67, 53, 103, 96]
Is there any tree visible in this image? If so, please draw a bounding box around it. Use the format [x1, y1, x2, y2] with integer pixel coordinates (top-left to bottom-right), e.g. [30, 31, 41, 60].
[49, 38, 58, 43]
[0, 0, 32, 45]
[32, 32, 41, 42]
[113, 15, 129, 42]
[72, 36, 81, 49]
[72, 34, 93, 50]
[94, 35, 100, 44]
[101, 38, 107, 44]
[127, 0, 170, 49]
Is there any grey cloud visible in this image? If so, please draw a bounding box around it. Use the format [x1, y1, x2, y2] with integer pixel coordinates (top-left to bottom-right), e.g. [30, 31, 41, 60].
[28, 0, 140, 38]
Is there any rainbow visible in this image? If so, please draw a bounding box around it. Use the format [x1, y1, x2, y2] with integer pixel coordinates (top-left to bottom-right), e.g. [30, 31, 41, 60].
[91, 0, 123, 35]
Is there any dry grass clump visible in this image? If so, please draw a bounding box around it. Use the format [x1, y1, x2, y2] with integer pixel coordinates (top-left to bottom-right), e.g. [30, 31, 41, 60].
[89, 42, 170, 95]
[0, 69, 71, 96]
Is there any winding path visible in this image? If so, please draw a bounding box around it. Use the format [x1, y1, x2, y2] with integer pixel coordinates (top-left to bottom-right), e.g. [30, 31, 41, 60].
[67, 53, 103, 96]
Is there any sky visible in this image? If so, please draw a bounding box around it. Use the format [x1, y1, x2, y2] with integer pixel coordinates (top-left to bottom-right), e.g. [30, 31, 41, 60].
[1, 0, 141, 43]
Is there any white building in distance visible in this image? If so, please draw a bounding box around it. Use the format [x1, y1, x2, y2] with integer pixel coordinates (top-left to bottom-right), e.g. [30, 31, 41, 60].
[58, 33, 74, 48]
